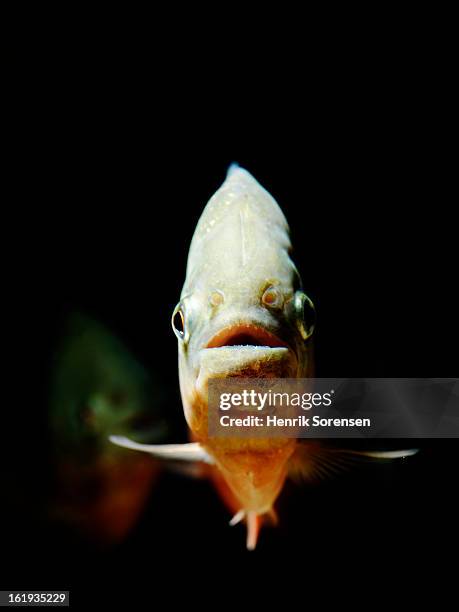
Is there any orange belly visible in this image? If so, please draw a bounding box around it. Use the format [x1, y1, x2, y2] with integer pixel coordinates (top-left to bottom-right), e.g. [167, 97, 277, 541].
[203, 438, 296, 513]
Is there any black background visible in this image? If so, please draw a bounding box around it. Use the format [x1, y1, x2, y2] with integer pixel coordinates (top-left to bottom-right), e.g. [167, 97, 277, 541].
[2, 45, 457, 606]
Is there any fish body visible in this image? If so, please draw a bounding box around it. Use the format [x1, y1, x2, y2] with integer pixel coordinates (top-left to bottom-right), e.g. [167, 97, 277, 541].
[173, 166, 314, 518]
[111, 166, 417, 549]
[50, 313, 166, 543]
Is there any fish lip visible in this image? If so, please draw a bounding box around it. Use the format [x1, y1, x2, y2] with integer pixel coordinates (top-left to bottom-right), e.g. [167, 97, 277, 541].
[205, 323, 291, 351]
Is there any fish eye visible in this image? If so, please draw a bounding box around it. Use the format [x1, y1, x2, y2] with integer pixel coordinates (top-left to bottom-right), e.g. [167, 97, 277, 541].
[295, 291, 316, 340]
[262, 285, 283, 309]
[172, 303, 186, 341]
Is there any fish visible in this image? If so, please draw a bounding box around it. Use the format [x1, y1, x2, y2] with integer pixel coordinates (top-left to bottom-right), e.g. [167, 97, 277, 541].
[50, 313, 167, 544]
[111, 165, 418, 549]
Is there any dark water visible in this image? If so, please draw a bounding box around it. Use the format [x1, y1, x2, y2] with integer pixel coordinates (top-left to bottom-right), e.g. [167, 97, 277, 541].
[3, 77, 457, 604]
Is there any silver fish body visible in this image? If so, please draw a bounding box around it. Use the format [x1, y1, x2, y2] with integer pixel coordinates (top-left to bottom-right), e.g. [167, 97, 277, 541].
[173, 165, 315, 436]
[110, 166, 417, 550]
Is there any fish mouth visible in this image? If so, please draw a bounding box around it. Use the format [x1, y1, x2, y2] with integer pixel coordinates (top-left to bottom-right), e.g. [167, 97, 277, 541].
[196, 324, 297, 386]
[206, 323, 290, 350]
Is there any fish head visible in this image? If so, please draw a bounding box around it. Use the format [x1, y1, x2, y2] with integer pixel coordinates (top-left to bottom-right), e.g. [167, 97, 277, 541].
[172, 166, 315, 437]
[51, 313, 168, 455]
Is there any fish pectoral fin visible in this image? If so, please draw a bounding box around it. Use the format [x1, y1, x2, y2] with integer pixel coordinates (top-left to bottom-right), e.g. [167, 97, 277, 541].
[288, 442, 419, 483]
[288, 442, 351, 482]
[346, 449, 420, 460]
[109, 435, 214, 464]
